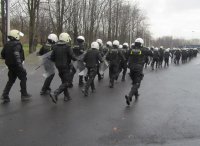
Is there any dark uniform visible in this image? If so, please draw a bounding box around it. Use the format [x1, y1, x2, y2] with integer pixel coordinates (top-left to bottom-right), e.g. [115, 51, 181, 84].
[158, 48, 164, 68]
[164, 50, 171, 67]
[106, 47, 125, 88]
[181, 49, 187, 64]
[174, 49, 181, 64]
[97, 45, 104, 81]
[72, 43, 86, 86]
[125, 43, 152, 105]
[151, 49, 160, 70]
[82, 48, 103, 96]
[144, 53, 150, 69]
[1, 40, 31, 103]
[50, 41, 77, 103]
[38, 42, 55, 95]
[118, 46, 129, 81]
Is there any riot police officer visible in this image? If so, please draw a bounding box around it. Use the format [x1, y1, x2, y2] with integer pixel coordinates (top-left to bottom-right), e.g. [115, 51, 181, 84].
[1, 30, 31, 103]
[118, 43, 129, 81]
[37, 33, 58, 95]
[82, 42, 103, 96]
[174, 49, 181, 65]
[164, 48, 171, 67]
[158, 46, 164, 68]
[125, 38, 152, 105]
[96, 39, 104, 81]
[72, 36, 87, 87]
[151, 47, 159, 70]
[50, 33, 77, 104]
[104, 41, 113, 55]
[106, 40, 125, 88]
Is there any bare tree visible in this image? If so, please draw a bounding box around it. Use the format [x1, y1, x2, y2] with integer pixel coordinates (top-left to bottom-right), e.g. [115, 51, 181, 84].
[26, 0, 40, 53]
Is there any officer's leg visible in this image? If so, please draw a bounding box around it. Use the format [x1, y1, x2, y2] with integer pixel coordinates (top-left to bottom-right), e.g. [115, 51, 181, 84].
[97, 66, 102, 81]
[83, 68, 96, 96]
[117, 63, 123, 80]
[50, 69, 65, 103]
[110, 65, 118, 88]
[109, 66, 114, 88]
[125, 70, 135, 105]
[41, 73, 55, 95]
[63, 71, 72, 101]
[53, 71, 70, 102]
[122, 64, 127, 81]
[167, 58, 169, 66]
[1, 69, 17, 103]
[115, 65, 120, 80]
[91, 80, 95, 92]
[79, 75, 84, 87]
[151, 59, 155, 70]
[125, 70, 142, 105]
[69, 65, 76, 88]
[115, 64, 120, 81]
[17, 67, 31, 101]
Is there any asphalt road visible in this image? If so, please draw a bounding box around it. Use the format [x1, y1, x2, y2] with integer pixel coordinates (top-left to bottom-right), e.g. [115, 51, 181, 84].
[1, 56, 200, 146]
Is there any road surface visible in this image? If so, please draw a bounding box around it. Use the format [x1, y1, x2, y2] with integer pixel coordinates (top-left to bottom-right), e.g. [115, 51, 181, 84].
[1, 55, 200, 146]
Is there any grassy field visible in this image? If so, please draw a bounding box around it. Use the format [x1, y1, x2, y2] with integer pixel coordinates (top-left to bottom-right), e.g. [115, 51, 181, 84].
[0, 44, 42, 64]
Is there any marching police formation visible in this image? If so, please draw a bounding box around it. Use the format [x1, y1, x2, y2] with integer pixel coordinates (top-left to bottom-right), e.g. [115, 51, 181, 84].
[1, 29, 199, 105]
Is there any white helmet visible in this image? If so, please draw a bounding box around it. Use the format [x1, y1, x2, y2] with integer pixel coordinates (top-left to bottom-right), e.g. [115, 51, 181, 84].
[96, 39, 103, 46]
[123, 43, 129, 48]
[131, 43, 135, 47]
[160, 46, 164, 49]
[119, 45, 123, 49]
[77, 36, 85, 42]
[113, 40, 120, 47]
[91, 42, 99, 50]
[165, 48, 170, 52]
[48, 34, 58, 43]
[106, 41, 112, 47]
[59, 33, 71, 43]
[154, 47, 159, 51]
[8, 29, 24, 40]
[135, 38, 144, 45]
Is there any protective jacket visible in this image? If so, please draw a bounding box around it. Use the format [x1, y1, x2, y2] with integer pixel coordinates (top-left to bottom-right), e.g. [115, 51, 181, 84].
[1, 40, 25, 67]
[51, 41, 77, 68]
[83, 49, 103, 68]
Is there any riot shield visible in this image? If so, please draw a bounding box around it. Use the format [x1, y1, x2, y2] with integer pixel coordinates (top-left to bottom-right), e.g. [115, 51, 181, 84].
[99, 60, 109, 74]
[38, 51, 55, 78]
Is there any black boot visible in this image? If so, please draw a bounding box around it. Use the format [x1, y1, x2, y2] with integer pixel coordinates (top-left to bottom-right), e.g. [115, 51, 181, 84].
[125, 95, 130, 106]
[50, 93, 58, 104]
[1, 96, 10, 104]
[63, 88, 71, 102]
[40, 89, 51, 95]
[82, 89, 88, 97]
[64, 96, 72, 102]
[21, 93, 32, 102]
[41, 74, 54, 95]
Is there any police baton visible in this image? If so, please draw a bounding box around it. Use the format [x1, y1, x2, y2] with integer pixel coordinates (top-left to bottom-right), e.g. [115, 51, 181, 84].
[34, 63, 44, 71]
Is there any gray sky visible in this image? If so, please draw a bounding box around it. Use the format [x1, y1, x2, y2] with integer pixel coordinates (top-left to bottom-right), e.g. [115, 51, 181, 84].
[134, 0, 200, 39]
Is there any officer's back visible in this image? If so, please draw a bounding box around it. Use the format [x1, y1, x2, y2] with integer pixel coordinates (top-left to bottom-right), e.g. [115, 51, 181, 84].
[83, 48, 102, 68]
[2, 40, 24, 67]
[51, 41, 74, 68]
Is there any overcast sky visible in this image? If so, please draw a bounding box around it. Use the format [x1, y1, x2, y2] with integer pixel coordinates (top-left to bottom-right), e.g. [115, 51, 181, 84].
[133, 0, 200, 39]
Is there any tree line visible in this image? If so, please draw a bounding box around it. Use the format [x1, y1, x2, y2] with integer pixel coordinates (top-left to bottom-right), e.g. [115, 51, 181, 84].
[1, 0, 199, 53]
[1, 0, 151, 53]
